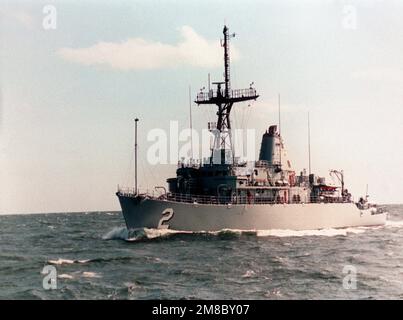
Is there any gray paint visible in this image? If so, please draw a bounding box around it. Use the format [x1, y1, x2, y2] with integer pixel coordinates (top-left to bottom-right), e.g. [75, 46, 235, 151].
[117, 194, 387, 232]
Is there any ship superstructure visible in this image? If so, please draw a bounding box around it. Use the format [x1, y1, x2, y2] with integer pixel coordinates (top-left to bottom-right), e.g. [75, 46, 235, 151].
[166, 25, 347, 207]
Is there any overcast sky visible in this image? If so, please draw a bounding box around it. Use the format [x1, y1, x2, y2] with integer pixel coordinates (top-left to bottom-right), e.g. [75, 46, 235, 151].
[1, 0, 402, 214]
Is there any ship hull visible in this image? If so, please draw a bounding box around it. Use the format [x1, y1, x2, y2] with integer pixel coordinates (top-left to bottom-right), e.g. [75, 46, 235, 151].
[117, 194, 387, 231]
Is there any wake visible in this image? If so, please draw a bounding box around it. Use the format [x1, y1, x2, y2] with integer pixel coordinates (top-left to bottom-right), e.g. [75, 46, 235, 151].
[102, 219, 403, 242]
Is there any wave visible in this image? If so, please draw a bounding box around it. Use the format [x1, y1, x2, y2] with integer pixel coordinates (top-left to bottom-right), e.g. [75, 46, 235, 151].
[103, 217, 403, 242]
[256, 227, 368, 237]
[48, 258, 90, 265]
[57, 272, 102, 280]
[127, 228, 193, 241]
[385, 220, 403, 228]
[58, 273, 74, 279]
[82, 271, 102, 278]
[102, 226, 193, 241]
[103, 224, 387, 242]
[102, 227, 129, 240]
[242, 270, 257, 278]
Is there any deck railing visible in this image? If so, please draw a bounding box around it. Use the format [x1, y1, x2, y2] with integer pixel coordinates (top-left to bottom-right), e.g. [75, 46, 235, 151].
[117, 187, 348, 205]
[196, 88, 258, 103]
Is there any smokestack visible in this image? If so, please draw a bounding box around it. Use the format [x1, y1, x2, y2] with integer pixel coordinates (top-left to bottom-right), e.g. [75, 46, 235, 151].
[259, 125, 281, 166]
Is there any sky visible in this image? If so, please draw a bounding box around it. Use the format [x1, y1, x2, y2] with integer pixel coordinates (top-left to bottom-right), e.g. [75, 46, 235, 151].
[1, 0, 402, 214]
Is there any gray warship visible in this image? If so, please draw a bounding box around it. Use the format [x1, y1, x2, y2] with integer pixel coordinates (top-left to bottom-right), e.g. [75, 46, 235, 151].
[117, 26, 387, 232]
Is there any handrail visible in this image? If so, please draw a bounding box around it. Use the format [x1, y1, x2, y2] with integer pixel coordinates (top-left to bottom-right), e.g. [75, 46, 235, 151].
[117, 187, 351, 205]
[196, 88, 258, 103]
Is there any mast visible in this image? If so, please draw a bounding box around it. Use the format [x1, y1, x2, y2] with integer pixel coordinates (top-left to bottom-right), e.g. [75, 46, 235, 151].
[308, 112, 311, 175]
[134, 118, 139, 194]
[278, 94, 281, 136]
[278, 93, 282, 167]
[223, 25, 231, 98]
[365, 184, 369, 201]
[195, 25, 259, 164]
[189, 86, 194, 160]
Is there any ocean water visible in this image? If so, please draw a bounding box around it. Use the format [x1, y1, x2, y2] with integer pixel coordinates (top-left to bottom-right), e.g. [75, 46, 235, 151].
[0, 205, 402, 300]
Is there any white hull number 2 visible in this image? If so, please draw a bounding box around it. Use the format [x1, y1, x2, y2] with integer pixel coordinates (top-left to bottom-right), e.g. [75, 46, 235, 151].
[157, 208, 174, 229]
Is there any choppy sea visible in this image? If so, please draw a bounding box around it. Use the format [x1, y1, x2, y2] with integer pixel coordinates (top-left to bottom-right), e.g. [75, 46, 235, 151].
[1, 205, 402, 299]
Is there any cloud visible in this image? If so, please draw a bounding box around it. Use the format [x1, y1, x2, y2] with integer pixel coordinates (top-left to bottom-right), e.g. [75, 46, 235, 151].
[57, 26, 239, 70]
